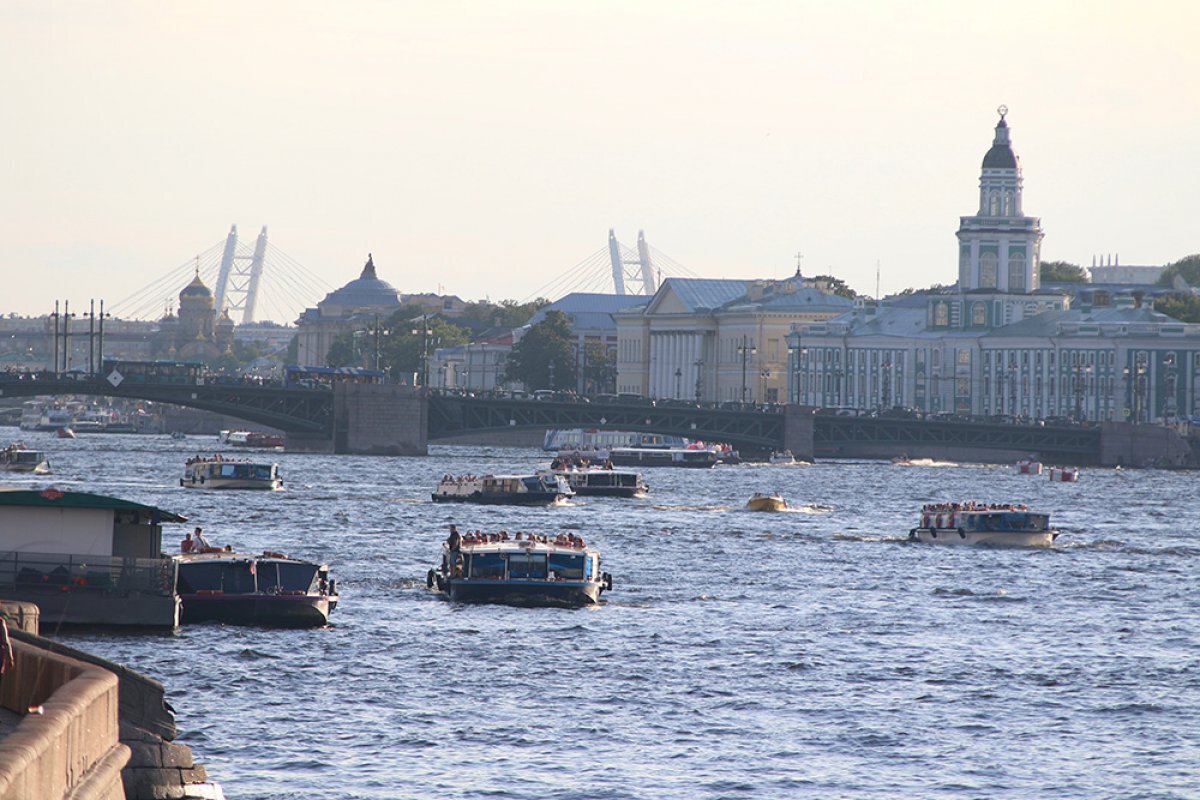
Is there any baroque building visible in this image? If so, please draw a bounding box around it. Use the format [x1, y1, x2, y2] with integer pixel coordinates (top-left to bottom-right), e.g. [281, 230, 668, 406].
[295, 255, 402, 367]
[787, 109, 1200, 423]
[153, 271, 234, 362]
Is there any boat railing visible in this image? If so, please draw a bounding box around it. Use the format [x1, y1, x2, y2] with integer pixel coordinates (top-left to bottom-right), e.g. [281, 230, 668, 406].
[0, 550, 174, 596]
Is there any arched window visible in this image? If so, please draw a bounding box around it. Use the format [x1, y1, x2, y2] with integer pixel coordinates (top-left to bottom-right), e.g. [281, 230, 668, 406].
[980, 253, 998, 288]
[989, 192, 1000, 216]
[1008, 251, 1026, 291]
[934, 302, 949, 326]
[1003, 191, 1014, 216]
[972, 303, 986, 326]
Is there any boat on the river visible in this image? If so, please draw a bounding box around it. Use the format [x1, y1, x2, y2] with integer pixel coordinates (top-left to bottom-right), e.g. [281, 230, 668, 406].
[768, 450, 796, 465]
[746, 492, 787, 512]
[0, 442, 51, 474]
[1048, 466, 1080, 482]
[174, 534, 337, 627]
[1015, 456, 1043, 475]
[56, 426, 76, 439]
[220, 430, 285, 449]
[548, 460, 648, 498]
[909, 502, 1059, 547]
[181, 455, 283, 490]
[607, 446, 720, 469]
[431, 472, 573, 505]
[428, 528, 611, 606]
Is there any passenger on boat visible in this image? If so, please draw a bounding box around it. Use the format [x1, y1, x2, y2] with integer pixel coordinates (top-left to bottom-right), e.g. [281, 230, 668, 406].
[447, 524, 462, 551]
[180, 531, 195, 553]
[193, 527, 212, 550]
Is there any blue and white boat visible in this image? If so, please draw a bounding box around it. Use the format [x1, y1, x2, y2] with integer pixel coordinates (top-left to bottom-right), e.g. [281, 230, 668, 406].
[428, 531, 611, 606]
[909, 502, 1060, 547]
[431, 473, 573, 505]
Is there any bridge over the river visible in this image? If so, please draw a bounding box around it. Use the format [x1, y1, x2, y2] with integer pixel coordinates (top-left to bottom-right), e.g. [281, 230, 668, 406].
[7, 375, 1191, 467]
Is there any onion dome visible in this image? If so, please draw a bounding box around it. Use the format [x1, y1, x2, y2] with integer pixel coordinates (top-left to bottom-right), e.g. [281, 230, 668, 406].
[180, 273, 213, 300]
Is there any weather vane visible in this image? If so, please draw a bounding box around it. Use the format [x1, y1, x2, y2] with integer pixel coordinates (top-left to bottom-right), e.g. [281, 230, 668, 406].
[997, 104, 1008, 119]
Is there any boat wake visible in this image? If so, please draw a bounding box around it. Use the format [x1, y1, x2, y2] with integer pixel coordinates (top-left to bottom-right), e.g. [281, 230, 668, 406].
[650, 503, 730, 512]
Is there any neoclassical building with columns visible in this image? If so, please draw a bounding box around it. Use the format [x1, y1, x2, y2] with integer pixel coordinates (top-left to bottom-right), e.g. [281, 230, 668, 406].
[615, 275, 853, 403]
[787, 109, 1200, 423]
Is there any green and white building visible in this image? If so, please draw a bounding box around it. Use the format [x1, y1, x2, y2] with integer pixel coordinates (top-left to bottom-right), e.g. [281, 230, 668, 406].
[788, 109, 1200, 423]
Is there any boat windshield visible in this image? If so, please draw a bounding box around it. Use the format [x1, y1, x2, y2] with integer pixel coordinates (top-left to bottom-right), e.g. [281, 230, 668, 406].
[177, 561, 256, 594]
[508, 553, 548, 579]
[212, 463, 274, 480]
[255, 562, 318, 594]
[548, 553, 584, 580]
[468, 553, 505, 579]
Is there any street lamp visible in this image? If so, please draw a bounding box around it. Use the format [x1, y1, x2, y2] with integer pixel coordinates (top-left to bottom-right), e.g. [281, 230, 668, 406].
[411, 324, 432, 387]
[738, 335, 756, 403]
[674, 367, 682, 399]
[760, 369, 771, 403]
[694, 360, 703, 403]
[1074, 363, 1092, 422]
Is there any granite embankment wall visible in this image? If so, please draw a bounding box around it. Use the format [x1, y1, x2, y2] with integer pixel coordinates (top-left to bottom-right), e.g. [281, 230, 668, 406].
[0, 604, 127, 800]
[0, 602, 215, 800]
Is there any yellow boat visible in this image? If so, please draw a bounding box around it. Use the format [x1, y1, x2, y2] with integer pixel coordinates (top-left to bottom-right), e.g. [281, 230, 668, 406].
[745, 492, 787, 512]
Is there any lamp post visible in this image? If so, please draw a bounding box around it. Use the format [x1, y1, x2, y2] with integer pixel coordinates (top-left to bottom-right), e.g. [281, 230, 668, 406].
[738, 335, 756, 403]
[411, 324, 432, 387]
[760, 369, 771, 403]
[1074, 363, 1091, 422]
[881, 357, 892, 411]
[674, 367, 682, 399]
[694, 360, 703, 403]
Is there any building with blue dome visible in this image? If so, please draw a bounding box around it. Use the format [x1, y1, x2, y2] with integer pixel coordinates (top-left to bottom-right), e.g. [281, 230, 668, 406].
[295, 254, 402, 366]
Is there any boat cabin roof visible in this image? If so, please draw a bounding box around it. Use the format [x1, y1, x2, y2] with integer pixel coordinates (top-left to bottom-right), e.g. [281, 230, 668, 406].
[451, 540, 597, 557]
[0, 486, 187, 522]
[174, 550, 325, 567]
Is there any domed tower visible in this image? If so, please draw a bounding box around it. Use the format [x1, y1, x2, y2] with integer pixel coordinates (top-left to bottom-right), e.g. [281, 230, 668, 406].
[216, 307, 236, 354]
[956, 106, 1044, 293]
[178, 270, 217, 344]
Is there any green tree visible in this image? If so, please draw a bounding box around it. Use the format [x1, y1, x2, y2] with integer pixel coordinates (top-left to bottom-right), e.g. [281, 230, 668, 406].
[325, 331, 361, 367]
[581, 341, 616, 394]
[505, 310, 577, 391]
[811, 275, 859, 299]
[380, 315, 469, 385]
[458, 298, 551, 334]
[286, 334, 299, 364]
[1156, 254, 1200, 287]
[1040, 260, 1088, 282]
[1153, 292, 1200, 323]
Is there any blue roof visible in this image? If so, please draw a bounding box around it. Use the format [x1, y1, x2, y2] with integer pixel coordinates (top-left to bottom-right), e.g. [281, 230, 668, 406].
[663, 278, 749, 312]
[527, 293, 649, 331]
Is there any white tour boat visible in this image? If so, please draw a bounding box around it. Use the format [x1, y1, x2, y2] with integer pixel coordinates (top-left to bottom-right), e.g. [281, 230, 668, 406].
[181, 455, 283, 490]
[910, 502, 1060, 547]
[0, 442, 51, 474]
[431, 473, 573, 505]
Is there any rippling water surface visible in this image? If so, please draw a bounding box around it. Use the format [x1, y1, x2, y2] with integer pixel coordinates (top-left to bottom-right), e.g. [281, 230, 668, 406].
[14, 432, 1196, 799]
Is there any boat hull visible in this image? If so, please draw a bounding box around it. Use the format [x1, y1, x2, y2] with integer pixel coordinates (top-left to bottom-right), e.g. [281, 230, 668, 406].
[569, 486, 646, 498]
[180, 593, 335, 627]
[746, 498, 787, 512]
[430, 492, 567, 505]
[181, 477, 283, 490]
[607, 454, 717, 469]
[441, 579, 603, 607]
[909, 527, 1058, 547]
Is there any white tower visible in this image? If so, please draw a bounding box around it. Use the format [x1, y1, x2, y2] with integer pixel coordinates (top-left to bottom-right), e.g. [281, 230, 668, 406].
[956, 106, 1044, 294]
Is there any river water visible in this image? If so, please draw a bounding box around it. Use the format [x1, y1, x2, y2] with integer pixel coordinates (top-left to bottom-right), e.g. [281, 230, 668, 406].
[10, 432, 1196, 799]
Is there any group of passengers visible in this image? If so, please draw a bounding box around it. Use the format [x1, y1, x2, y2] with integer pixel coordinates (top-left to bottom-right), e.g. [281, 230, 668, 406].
[921, 501, 1027, 513]
[440, 474, 482, 483]
[444, 524, 586, 551]
[186, 453, 250, 466]
[549, 457, 615, 471]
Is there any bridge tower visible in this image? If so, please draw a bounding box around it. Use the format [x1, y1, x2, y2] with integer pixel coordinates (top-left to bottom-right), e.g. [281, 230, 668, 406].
[213, 225, 269, 324]
[608, 229, 659, 296]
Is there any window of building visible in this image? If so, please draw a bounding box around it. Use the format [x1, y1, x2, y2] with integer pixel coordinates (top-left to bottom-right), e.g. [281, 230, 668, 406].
[980, 253, 998, 288]
[972, 303, 986, 326]
[934, 302, 949, 326]
[958, 349, 970, 365]
[1008, 251, 1025, 291]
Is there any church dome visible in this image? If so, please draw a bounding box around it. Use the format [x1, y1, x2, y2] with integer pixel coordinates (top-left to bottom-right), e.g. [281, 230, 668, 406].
[319, 254, 401, 311]
[180, 273, 213, 300]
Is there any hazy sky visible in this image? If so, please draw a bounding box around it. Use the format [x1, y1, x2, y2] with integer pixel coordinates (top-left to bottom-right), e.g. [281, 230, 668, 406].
[3, 1, 1197, 321]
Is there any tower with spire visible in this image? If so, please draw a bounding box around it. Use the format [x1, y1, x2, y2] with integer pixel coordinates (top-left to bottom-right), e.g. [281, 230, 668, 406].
[955, 106, 1044, 294]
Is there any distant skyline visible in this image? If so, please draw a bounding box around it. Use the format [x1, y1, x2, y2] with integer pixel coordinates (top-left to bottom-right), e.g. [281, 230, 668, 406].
[3, 1, 1198, 321]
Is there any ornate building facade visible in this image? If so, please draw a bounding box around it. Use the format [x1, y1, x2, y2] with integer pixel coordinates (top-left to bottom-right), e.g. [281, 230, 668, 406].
[295, 255, 402, 367]
[153, 272, 234, 362]
[788, 109, 1200, 423]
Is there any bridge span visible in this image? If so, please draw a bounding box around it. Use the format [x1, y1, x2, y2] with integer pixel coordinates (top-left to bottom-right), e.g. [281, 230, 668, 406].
[1, 375, 1192, 467]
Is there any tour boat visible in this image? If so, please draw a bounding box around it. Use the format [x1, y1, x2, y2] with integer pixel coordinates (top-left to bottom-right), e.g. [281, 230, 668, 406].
[547, 460, 648, 498]
[1048, 466, 1080, 482]
[1015, 456, 1043, 475]
[181, 455, 283, 490]
[606, 446, 720, 469]
[428, 530, 611, 606]
[56, 427, 76, 439]
[745, 492, 787, 512]
[0, 442, 51, 474]
[768, 450, 796, 465]
[220, 430, 285, 448]
[431, 472, 573, 505]
[909, 502, 1060, 547]
[174, 542, 337, 627]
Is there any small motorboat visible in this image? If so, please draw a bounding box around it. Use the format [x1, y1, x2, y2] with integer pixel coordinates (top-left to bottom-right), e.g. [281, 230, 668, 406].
[428, 529, 611, 606]
[768, 450, 796, 465]
[910, 502, 1059, 547]
[1048, 466, 1080, 482]
[1015, 456, 1043, 475]
[56, 427, 76, 439]
[746, 492, 788, 512]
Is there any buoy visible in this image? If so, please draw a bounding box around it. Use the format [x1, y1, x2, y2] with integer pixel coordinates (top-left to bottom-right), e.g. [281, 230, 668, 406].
[426, 569, 435, 589]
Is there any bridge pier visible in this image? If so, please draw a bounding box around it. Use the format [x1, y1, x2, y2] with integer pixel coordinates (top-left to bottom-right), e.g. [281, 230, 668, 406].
[1099, 421, 1195, 469]
[333, 383, 428, 456]
[782, 405, 815, 461]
